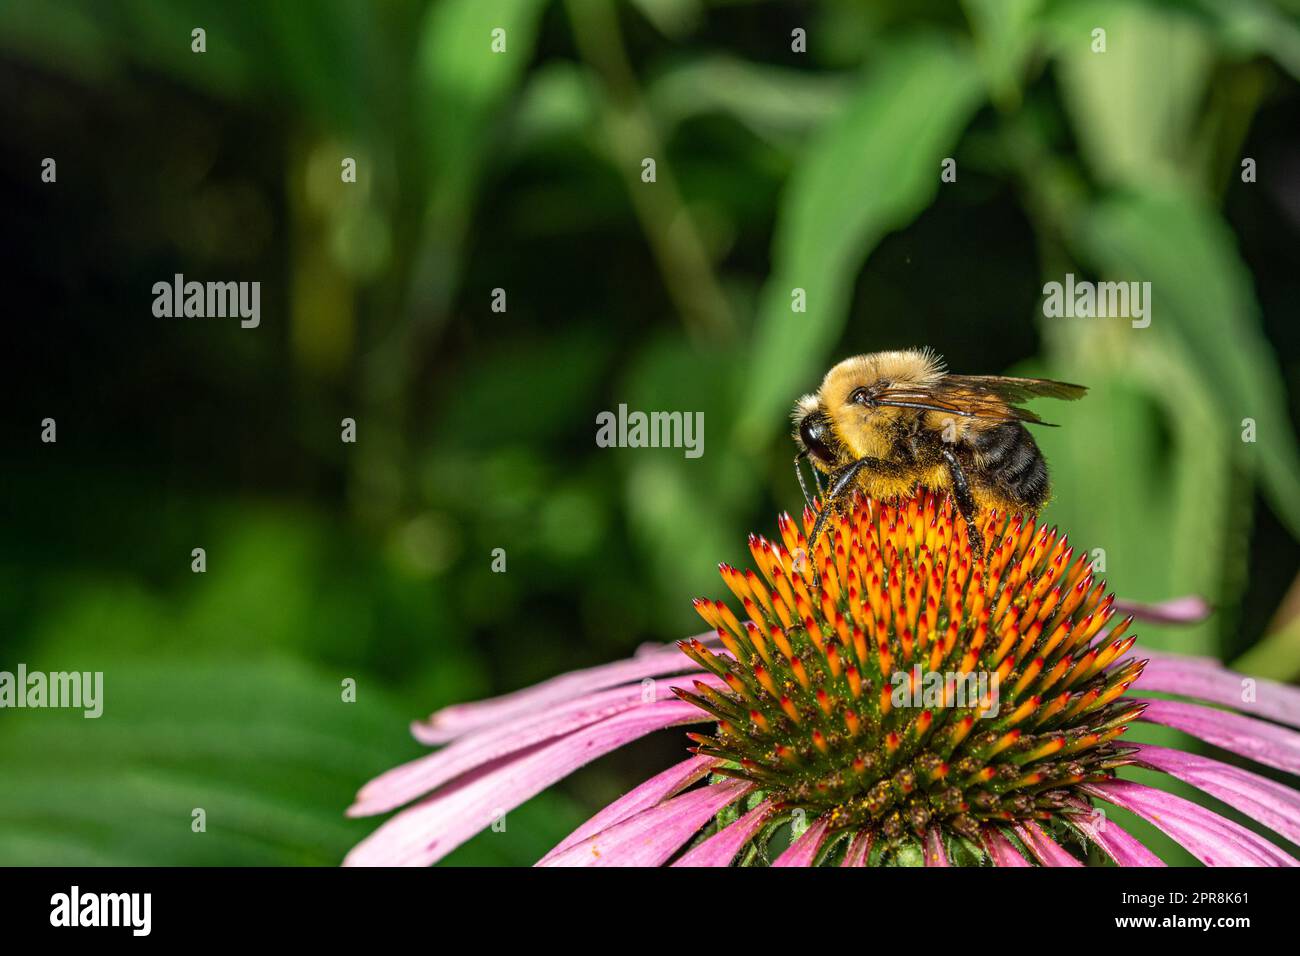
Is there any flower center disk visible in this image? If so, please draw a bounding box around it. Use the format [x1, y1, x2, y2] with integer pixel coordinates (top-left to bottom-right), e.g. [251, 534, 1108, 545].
[678, 491, 1145, 848]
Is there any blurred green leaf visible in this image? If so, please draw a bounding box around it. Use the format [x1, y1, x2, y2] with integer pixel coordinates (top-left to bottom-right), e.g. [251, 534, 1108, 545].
[510, 61, 599, 148]
[1234, 614, 1300, 680]
[1045, 0, 1214, 190]
[644, 55, 851, 148]
[0, 656, 419, 865]
[433, 330, 611, 451]
[963, 0, 1043, 107]
[0, 0, 119, 81]
[1073, 189, 1300, 541]
[412, 0, 550, 313]
[621, 336, 756, 629]
[628, 0, 702, 40]
[1193, 0, 1300, 80]
[737, 34, 985, 447]
[3, 0, 1298, 871]
[1029, 337, 1228, 658]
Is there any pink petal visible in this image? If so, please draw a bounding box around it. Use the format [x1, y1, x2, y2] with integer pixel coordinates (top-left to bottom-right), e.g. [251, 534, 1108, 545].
[1066, 802, 1165, 866]
[1013, 821, 1082, 866]
[841, 830, 873, 867]
[343, 700, 708, 867]
[351, 675, 716, 817]
[1135, 742, 1300, 847]
[924, 828, 950, 866]
[673, 799, 774, 867]
[1129, 649, 1300, 729]
[1085, 780, 1298, 867]
[772, 816, 831, 867]
[541, 754, 718, 862]
[413, 638, 710, 744]
[982, 827, 1032, 866]
[1113, 595, 1211, 625]
[538, 778, 751, 867]
[1139, 698, 1300, 776]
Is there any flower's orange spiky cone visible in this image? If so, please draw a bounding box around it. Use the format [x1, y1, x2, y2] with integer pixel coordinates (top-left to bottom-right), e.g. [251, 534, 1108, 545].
[677, 490, 1145, 852]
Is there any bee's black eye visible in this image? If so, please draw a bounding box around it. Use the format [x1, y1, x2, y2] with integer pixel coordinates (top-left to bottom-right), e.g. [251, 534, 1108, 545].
[799, 414, 836, 464]
[850, 382, 889, 407]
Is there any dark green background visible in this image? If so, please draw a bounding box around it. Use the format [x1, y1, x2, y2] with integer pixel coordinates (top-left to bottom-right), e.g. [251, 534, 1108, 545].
[1, 0, 1298, 866]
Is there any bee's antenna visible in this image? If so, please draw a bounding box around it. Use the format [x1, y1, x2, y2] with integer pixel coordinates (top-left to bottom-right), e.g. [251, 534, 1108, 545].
[793, 452, 829, 516]
[792, 452, 815, 513]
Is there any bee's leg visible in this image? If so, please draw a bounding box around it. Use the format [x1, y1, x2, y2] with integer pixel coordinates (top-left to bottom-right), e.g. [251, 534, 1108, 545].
[940, 447, 984, 562]
[793, 452, 816, 513]
[808, 456, 894, 587]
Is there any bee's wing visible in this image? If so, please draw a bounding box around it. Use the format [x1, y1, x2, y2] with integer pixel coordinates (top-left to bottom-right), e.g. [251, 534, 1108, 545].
[876, 375, 1087, 426]
[944, 375, 1088, 404]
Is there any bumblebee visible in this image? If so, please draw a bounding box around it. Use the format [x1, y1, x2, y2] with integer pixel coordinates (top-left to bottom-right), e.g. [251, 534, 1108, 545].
[792, 348, 1086, 564]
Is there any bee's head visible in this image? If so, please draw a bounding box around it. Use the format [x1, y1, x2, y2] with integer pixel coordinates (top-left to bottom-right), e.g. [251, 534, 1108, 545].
[796, 350, 948, 462]
[823, 349, 946, 418]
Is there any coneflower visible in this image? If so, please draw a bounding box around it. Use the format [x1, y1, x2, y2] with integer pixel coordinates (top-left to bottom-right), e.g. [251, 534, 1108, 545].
[345, 491, 1300, 867]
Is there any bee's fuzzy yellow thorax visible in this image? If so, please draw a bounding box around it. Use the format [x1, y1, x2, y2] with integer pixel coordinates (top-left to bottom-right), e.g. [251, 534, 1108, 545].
[819, 349, 947, 404]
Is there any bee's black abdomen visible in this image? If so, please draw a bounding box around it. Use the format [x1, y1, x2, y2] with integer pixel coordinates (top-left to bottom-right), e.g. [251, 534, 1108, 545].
[973, 422, 1050, 511]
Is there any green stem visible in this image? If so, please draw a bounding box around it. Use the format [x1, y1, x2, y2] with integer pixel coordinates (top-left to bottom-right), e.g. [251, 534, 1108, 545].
[565, 0, 737, 343]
